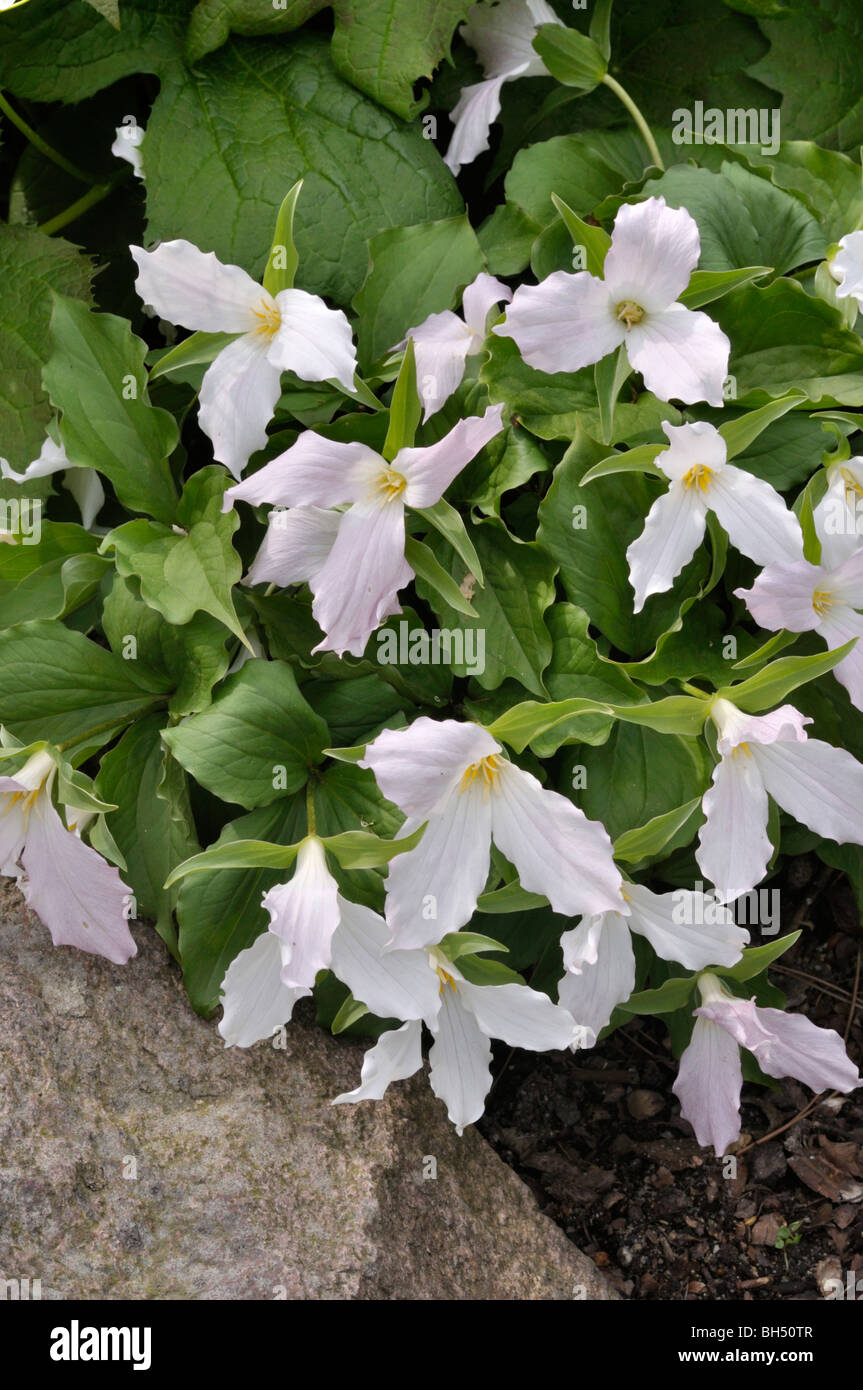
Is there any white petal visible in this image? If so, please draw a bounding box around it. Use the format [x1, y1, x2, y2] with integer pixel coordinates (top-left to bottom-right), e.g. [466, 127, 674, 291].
[199, 334, 284, 480]
[264, 838, 340, 989]
[0, 779, 31, 874]
[711, 698, 810, 755]
[405, 310, 472, 419]
[332, 1020, 424, 1105]
[560, 913, 606, 973]
[223, 434, 379, 510]
[490, 762, 624, 917]
[818, 606, 863, 711]
[398, 403, 505, 507]
[444, 74, 512, 175]
[64, 468, 105, 530]
[557, 915, 635, 1037]
[604, 197, 701, 312]
[627, 304, 729, 406]
[672, 1016, 742, 1156]
[21, 790, 136, 963]
[245, 505, 341, 587]
[753, 737, 863, 847]
[462, 0, 556, 77]
[626, 482, 707, 613]
[459, 978, 579, 1051]
[832, 230, 863, 309]
[361, 717, 500, 818]
[428, 989, 493, 1133]
[218, 930, 309, 1047]
[310, 499, 411, 657]
[329, 897, 441, 1022]
[462, 271, 512, 337]
[707, 464, 805, 566]
[0, 434, 69, 482]
[383, 786, 493, 949]
[813, 464, 863, 567]
[696, 750, 772, 902]
[654, 419, 727, 484]
[495, 271, 623, 375]
[829, 545, 863, 607]
[626, 881, 747, 971]
[269, 289, 357, 393]
[735, 560, 823, 632]
[130, 240, 264, 333]
[747, 1005, 861, 1093]
[111, 122, 144, 178]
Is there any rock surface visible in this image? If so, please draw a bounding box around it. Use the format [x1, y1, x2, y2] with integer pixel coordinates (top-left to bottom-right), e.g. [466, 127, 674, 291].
[0, 884, 614, 1300]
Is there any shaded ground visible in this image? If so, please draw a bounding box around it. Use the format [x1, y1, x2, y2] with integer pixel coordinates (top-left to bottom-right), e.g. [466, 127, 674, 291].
[481, 855, 863, 1301]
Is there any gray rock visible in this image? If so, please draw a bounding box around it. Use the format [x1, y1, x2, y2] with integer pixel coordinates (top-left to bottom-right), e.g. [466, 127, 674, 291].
[0, 883, 615, 1300]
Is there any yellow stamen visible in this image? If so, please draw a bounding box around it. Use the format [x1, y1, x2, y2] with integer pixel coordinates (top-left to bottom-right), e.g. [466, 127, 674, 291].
[812, 587, 835, 616]
[435, 965, 457, 994]
[250, 299, 282, 338]
[615, 299, 645, 329]
[374, 467, 407, 502]
[459, 753, 503, 798]
[4, 788, 39, 815]
[732, 742, 752, 758]
[682, 463, 713, 492]
[840, 466, 863, 501]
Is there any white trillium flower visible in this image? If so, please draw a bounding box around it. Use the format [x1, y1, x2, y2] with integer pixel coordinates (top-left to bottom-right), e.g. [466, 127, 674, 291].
[674, 973, 861, 1156]
[0, 748, 136, 963]
[334, 947, 588, 1134]
[697, 697, 863, 903]
[736, 527, 863, 711]
[626, 420, 804, 613]
[495, 197, 731, 405]
[558, 881, 748, 1038]
[360, 716, 624, 950]
[444, 0, 562, 175]
[130, 239, 358, 479]
[398, 272, 512, 419]
[812, 455, 863, 566]
[111, 121, 145, 179]
[1, 435, 105, 530]
[829, 230, 863, 312]
[223, 404, 505, 656]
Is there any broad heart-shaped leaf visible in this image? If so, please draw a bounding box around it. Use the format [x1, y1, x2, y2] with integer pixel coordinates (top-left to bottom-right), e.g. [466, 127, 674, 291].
[353, 215, 483, 368]
[163, 658, 329, 810]
[102, 574, 231, 718]
[715, 279, 863, 406]
[0, 620, 167, 750]
[480, 333, 596, 441]
[0, 225, 93, 469]
[100, 468, 248, 647]
[536, 429, 710, 656]
[0, 0, 189, 102]
[749, 0, 863, 152]
[445, 424, 551, 516]
[701, 141, 863, 246]
[144, 33, 462, 305]
[96, 715, 199, 950]
[416, 518, 556, 697]
[0, 553, 111, 627]
[44, 296, 179, 523]
[561, 723, 712, 845]
[536, 603, 644, 754]
[186, 0, 470, 119]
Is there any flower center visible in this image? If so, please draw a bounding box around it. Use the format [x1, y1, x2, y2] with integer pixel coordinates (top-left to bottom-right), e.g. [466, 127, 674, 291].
[459, 753, 503, 798]
[435, 965, 457, 994]
[812, 587, 835, 616]
[615, 299, 645, 329]
[731, 742, 752, 759]
[682, 463, 713, 492]
[840, 466, 863, 500]
[3, 787, 40, 818]
[251, 299, 282, 338]
[374, 467, 407, 503]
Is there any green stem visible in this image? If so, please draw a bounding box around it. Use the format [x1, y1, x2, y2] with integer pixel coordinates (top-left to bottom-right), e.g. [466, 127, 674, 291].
[601, 73, 665, 170]
[306, 780, 317, 836]
[37, 179, 122, 236]
[0, 90, 98, 185]
[680, 681, 710, 700]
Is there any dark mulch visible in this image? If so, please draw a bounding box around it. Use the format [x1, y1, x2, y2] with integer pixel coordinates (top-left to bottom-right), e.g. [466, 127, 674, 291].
[480, 854, 863, 1300]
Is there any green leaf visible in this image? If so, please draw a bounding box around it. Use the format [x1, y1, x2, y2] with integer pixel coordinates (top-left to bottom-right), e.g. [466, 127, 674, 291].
[262, 178, 303, 296]
[83, 0, 121, 24]
[717, 393, 805, 458]
[331, 992, 371, 1034]
[475, 881, 548, 914]
[749, 0, 863, 151]
[578, 443, 665, 484]
[538, 602, 644, 753]
[531, 23, 607, 90]
[678, 265, 772, 309]
[438, 931, 510, 960]
[719, 643, 857, 712]
[148, 331, 238, 382]
[321, 824, 426, 869]
[0, 620, 164, 749]
[619, 975, 698, 1015]
[163, 659, 329, 810]
[353, 214, 482, 368]
[0, 553, 111, 627]
[144, 34, 462, 306]
[594, 344, 631, 447]
[382, 338, 421, 461]
[456, 955, 525, 988]
[503, 129, 673, 229]
[166, 838, 304, 886]
[550, 193, 611, 276]
[417, 518, 556, 697]
[403, 538, 478, 619]
[0, 224, 93, 469]
[481, 332, 595, 440]
[413, 496, 483, 585]
[477, 203, 541, 277]
[715, 932, 800, 983]
[44, 295, 179, 523]
[486, 697, 613, 755]
[613, 797, 703, 864]
[100, 467, 249, 648]
[722, 141, 863, 244]
[446, 424, 551, 516]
